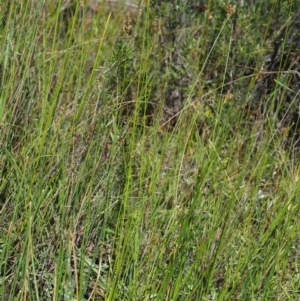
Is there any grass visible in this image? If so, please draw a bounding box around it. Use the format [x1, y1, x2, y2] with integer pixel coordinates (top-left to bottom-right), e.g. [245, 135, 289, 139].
[0, 0, 300, 300]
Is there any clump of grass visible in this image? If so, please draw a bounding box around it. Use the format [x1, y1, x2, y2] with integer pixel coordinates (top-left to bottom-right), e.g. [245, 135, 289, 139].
[0, 0, 299, 300]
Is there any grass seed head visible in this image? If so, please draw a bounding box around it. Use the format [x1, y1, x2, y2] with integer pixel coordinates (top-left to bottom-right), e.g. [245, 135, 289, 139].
[226, 4, 236, 18]
[122, 13, 132, 35]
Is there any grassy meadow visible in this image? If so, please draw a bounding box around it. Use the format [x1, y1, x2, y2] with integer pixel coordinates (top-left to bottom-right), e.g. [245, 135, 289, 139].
[0, 0, 299, 300]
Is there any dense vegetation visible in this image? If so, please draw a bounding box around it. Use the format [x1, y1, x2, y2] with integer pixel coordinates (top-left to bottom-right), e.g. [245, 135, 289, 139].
[0, 1, 299, 300]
